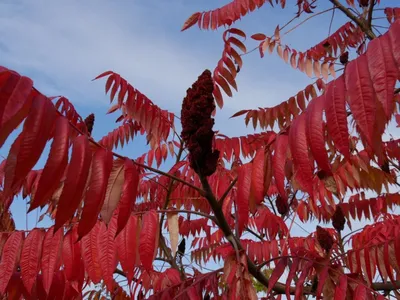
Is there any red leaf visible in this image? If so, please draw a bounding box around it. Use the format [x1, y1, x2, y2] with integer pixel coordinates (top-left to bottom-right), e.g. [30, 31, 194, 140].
[5, 272, 26, 299]
[63, 227, 82, 282]
[0, 72, 33, 148]
[78, 148, 113, 239]
[54, 135, 92, 232]
[41, 226, 63, 295]
[29, 116, 69, 212]
[98, 217, 118, 291]
[93, 70, 113, 80]
[316, 266, 329, 298]
[249, 150, 264, 214]
[353, 284, 367, 299]
[230, 109, 250, 118]
[345, 54, 376, 147]
[236, 163, 252, 236]
[367, 34, 398, 120]
[101, 159, 125, 224]
[289, 114, 313, 196]
[285, 258, 299, 298]
[263, 150, 273, 195]
[116, 215, 140, 282]
[306, 96, 332, 174]
[295, 261, 313, 299]
[3, 95, 56, 199]
[251, 33, 267, 41]
[334, 275, 347, 300]
[0, 231, 23, 294]
[214, 75, 232, 97]
[324, 76, 350, 159]
[21, 229, 44, 294]
[117, 159, 139, 235]
[139, 210, 159, 270]
[212, 84, 225, 109]
[387, 20, 400, 72]
[47, 271, 66, 300]
[273, 134, 288, 200]
[268, 258, 287, 293]
[181, 12, 201, 31]
[81, 221, 102, 283]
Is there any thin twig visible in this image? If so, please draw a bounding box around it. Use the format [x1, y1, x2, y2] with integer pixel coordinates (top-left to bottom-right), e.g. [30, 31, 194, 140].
[284, 7, 336, 36]
[279, 0, 317, 32]
[328, 3, 336, 36]
[219, 176, 238, 207]
[157, 144, 186, 279]
[266, 195, 278, 216]
[197, 172, 293, 294]
[157, 209, 216, 222]
[50, 101, 206, 197]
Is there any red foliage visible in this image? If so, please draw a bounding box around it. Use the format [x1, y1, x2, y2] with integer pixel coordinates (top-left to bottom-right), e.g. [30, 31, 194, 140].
[0, 3, 400, 299]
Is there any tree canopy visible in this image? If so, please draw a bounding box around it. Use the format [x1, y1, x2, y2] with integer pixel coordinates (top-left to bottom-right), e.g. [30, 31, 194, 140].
[1, 0, 400, 299]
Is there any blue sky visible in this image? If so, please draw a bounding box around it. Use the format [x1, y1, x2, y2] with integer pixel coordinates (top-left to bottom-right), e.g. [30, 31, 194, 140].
[0, 0, 398, 240]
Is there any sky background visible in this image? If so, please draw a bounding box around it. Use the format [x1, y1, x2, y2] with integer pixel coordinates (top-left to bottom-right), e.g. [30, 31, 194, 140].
[0, 0, 398, 260]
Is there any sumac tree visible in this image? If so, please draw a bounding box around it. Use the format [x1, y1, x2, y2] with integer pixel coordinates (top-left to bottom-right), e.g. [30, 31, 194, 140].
[1, 0, 400, 299]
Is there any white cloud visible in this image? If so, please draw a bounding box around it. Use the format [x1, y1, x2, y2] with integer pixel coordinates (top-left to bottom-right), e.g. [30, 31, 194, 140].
[0, 0, 313, 118]
[0, 1, 215, 110]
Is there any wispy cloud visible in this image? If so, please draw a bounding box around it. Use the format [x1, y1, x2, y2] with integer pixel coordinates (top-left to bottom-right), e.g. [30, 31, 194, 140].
[0, 1, 313, 116]
[0, 1, 218, 110]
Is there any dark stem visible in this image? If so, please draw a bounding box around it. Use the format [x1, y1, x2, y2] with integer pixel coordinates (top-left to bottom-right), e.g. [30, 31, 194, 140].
[197, 172, 296, 295]
[219, 176, 238, 207]
[367, 0, 375, 28]
[158, 145, 186, 280]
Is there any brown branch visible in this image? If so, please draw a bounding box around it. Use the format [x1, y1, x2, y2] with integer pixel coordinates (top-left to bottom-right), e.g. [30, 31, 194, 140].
[197, 173, 296, 295]
[157, 209, 216, 222]
[245, 227, 264, 241]
[64, 115, 206, 196]
[329, 0, 376, 40]
[367, 0, 375, 28]
[372, 280, 400, 291]
[197, 171, 400, 294]
[158, 144, 186, 280]
[132, 160, 205, 196]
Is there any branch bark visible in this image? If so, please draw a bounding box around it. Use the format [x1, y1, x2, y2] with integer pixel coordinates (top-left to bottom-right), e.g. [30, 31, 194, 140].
[158, 145, 187, 280]
[367, 0, 375, 28]
[329, 0, 376, 40]
[197, 173, 300, 295]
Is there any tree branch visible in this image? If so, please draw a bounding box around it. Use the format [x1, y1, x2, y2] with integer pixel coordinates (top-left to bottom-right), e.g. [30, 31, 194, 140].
[197, 173, 298, 295]
[329, 0, 376, 40]
[372, 280, 400, 291]
[157, 144, 186, 280]
[62, 111, 206, 196]
[157, 209, 216, 222]
[367, 0, 375, 28]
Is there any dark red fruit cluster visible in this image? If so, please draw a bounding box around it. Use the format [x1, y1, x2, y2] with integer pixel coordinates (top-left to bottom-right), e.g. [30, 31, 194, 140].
[276, 195, 289, 216]
[316, 226, 334, 253]
[84, 113, 95, 135]
[340, 51, 349, 65]
[181, 70, 220, 177]
[332, 206, 346, 232]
